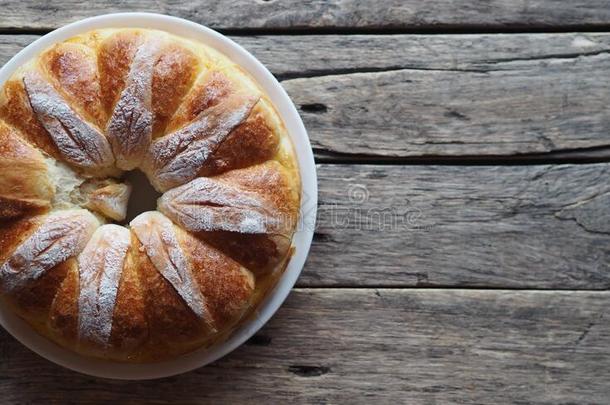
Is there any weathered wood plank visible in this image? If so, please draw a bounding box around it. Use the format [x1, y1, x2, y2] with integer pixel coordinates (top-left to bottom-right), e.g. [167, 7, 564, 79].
[1, 1, 610, 31]
[287, 57, 610, 158]
[3, 33, 610, 82]
[0, 289, 608, 403]
[299, 163, 610, 288]
[243, 33, 610, 80]
[2, 34, 610, 158]
[0, 35, 34, 63]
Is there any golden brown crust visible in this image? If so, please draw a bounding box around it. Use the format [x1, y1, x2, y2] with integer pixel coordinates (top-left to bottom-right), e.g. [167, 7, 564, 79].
[0, 121, 53, 219]
[0, 123, 50, 194]
[23, 69, 116, 175]
[214, 161, 300, 226]
[48, 262, 79, 342]
[9, 261, 70, 318]
[132, 234, 207, 352]
[2, 224, 79, 330]
[0, 79, 62, 159]
[108, 234, 148, 355]
[145, 92, 259, 192]
[166, 70, 233, 133]
[196, 231, 291, 276]
[191, 162, 299, 274]
[179, 229, 254, 330]
[0, 196, 49, 219]
[152, 43, 200, 137]
[0, 215, 43, 265]
[199, 111, 279, 176]
[39, 42, 107, 128]
[97, 30, 141, 116]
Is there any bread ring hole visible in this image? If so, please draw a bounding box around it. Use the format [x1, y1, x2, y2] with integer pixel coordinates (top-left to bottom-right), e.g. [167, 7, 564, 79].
[123, 170, 162, 224]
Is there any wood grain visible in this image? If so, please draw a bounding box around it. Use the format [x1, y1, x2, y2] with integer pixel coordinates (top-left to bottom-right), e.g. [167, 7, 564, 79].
[286, 56, 610, 159]
[1, 1, 610, 32]
[0, 289, 608, 403]
[2, 34, 610, 159]
[301, 163, 610, 288]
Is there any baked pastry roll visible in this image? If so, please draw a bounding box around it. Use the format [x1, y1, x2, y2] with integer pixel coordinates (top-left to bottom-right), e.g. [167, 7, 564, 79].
[0, 28, 300, 361]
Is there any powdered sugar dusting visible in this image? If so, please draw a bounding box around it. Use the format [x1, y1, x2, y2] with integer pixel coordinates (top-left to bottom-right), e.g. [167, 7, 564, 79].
[146, 93, 258, 191]
[130, 212, 214, 328]
[106, 39, 159, 170]
[158, 176, 282, 234]
[0, 209, 99, 293]
[23, 71, 114, 173]
[77, 224, 130, 346]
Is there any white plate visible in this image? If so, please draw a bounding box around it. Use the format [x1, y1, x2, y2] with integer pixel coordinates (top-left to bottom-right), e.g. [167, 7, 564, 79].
[0, 13, 317, 380]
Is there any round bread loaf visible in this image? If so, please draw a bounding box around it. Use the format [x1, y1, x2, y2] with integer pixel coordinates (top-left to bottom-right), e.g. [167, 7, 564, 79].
[0, 28, 300, 362]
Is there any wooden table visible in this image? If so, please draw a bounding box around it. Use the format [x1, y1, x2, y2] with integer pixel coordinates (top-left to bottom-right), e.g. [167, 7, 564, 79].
[1, 2, 610, 403]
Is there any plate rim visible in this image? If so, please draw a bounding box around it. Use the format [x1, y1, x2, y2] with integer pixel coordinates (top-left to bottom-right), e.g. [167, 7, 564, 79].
[0, 12, 317, 380]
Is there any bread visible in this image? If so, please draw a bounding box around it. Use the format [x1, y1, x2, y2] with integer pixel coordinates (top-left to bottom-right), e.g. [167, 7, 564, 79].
[0, 29, 300, 362]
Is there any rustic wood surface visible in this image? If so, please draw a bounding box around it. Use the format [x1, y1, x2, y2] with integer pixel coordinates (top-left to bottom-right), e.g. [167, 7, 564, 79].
[305, 164, 610, 288]
[1, 289, 609, 403]
[0, 3, 610, 404]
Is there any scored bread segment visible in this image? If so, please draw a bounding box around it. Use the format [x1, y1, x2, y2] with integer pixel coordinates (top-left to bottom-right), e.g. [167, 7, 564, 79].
[144, 93, 259, 192]
[105, 38, 160, 170]
[158, 174, 284, 234]
[39, 41, 107, 129]
[0, 209, 99, 294]
[198, 104, 280, 177]
[151, 43, 201, 137]
[130, 211, 214, 330]
[166, 70, 281, 178]
[23, 70, 115, 175]
[177, 229, 255, 331]
[165, 70, 234, 133]
[160, 161, 299, 276]
[127, 211, 256, 355]
[159, 161, 298, 236]
[97, 30, 141, 116]
[0, 76, 64, 160]
[0, 121, 54, 218]
[77, 224, 130, 346]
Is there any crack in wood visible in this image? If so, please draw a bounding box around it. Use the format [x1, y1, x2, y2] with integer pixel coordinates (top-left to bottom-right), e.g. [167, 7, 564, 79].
[299, 103, 328, 113]
[477, 49, 610, 65]
[4, 26, 610, 37]
[312, 146, 610, 165]
[246, 334, 272, 346]
[278, 50, 610, 81]
[575, 322, 595, 346]
[574, 313, 604, 348]
[288, 365, 331, 377]
[554, 191, 610, 235]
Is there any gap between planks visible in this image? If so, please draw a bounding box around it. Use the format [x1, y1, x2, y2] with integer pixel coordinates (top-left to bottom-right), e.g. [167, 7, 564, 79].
[294, 286, 610, 292]
[313, 146, 610, 166]
[4, 25, 610, 36]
